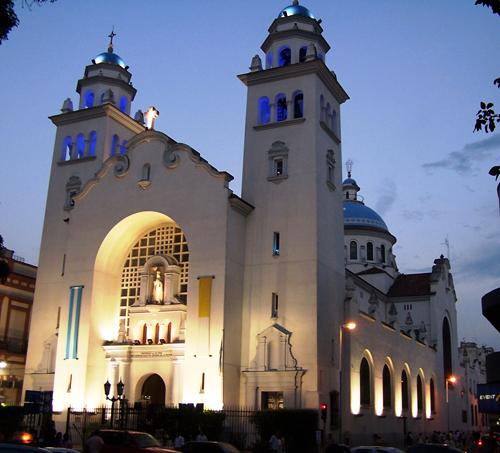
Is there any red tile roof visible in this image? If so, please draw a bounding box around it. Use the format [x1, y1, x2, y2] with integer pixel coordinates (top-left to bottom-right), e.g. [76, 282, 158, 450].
[388, 273, 432, 297]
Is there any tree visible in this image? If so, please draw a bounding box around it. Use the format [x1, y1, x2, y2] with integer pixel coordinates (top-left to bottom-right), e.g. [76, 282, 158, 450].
[0, 0, 57, 45]
[473, 1, 500, 132]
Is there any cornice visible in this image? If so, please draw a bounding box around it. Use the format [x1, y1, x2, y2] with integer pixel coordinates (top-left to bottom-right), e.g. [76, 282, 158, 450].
[77, 75, 137, 99]
[50, 104, 146, 134]
[261, 28, 330, 53]
[238, 60, 349, 104]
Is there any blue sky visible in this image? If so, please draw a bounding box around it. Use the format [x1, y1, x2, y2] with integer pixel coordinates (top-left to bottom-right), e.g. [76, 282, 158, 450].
[1, 0, 499, 348]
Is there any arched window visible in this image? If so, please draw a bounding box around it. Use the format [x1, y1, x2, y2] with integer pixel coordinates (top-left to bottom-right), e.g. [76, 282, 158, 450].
[100, 92, 107, 104]
[258, 96, 271, 125]
[367, 242, 374, 261]
[278, 46, 291, 66]
[120, 139, 128, 155]
[381, 244, 386, 263]
[119, 96, 128, 113]
[326, 103, 331, 125]
[88, 131, 97, 156]
[331, 109, 337, 132]
[110, 134, 119, 157]
[417, 375, 423, 413]
[293, 91, 304, 119]
[401, 370, 409, 411]
[430, 378, 436, 413]
[76, 133, 85, 158]
[84, 90, 94, 108]
[154, 323, 160, 344]
[383, 365, 392, 409]
[275, 93, 287, 122]
[349, 241, 358, 260]
[142, 324, 148, 344]
[320, 95, 325, 122]
[266, 52, 273, 69]
[443, 318, 452, 383]
[360, 358, 371, 406]
[142, 163, 151, 181]
[299, 46, 307, 62]
[61, 136, 73, 161]
[166, 322, 172, 343]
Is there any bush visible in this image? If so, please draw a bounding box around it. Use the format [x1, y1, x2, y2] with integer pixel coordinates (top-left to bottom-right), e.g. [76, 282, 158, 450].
[251, 409, 318, 453]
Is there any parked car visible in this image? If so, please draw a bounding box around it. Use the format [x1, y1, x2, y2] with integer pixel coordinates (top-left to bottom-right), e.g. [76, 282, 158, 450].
[351, 446, 405, 453]
[45, 448, 81, 453]
[407, 444, 465, 453]
[0, 445, 50, 453]
[92, 430, 177, 453]
[179, 441, 240, 453]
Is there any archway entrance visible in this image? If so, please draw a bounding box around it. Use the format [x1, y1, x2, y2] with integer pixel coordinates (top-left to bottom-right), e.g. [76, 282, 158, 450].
[141, 374, 166, 405]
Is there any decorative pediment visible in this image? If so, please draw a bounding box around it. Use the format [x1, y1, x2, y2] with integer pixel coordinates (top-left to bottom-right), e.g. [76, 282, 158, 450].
[248, 323, 299, 372]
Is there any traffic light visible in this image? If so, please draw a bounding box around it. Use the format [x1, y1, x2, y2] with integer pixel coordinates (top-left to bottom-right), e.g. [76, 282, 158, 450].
[320, 403, 327, 422]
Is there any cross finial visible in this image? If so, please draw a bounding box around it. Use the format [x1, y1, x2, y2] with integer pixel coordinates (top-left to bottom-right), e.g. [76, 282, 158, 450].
[108, 28, 116, 52]
[346, 159, 353, 178]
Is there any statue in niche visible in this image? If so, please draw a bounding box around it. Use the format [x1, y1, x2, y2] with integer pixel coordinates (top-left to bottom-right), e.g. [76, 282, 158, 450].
[152, 269, 164, 304]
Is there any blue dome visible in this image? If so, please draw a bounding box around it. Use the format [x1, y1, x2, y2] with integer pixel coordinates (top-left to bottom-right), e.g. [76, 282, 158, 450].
[94, 51, 126, 69]
[343, 177, 358, 186]
[344, 201, 389, 232]
[278, 4, 315, 19]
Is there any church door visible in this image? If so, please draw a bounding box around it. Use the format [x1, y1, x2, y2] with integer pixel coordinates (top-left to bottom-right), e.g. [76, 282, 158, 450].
[141, 374, 166, 405]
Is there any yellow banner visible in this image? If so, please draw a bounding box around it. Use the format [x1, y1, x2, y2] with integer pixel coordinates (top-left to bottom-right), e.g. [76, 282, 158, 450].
[198, 277, 212, 318]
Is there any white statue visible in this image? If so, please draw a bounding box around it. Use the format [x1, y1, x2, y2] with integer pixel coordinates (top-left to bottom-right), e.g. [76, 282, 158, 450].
[153, 270, 163, 303]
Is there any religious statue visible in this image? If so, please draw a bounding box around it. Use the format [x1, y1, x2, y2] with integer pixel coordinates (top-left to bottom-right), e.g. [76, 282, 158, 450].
[153, 269, 164, 304]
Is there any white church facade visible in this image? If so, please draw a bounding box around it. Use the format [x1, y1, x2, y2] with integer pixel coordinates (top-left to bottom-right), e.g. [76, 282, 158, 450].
[23, 1, 466, 441]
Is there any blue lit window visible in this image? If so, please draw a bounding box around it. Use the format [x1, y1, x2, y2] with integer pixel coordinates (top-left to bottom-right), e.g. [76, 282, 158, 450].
[299, 46, 307, 62]
[119, 96, 128, 113]
[120, 139, 128, 155]
[88, 131, 97, 156]
[84, 90, 94, 108]
[266, 52, 273, 69]
[61, 136, 73, 161]
[258, 96, 271, 125]
[278, 46, 291, 66]
[293, 91, 304, 119]
[275, 93, 287, 122]
[100, 92, 106, 104]
[110, 134, 119, 157]
[76, 133, 85, 158]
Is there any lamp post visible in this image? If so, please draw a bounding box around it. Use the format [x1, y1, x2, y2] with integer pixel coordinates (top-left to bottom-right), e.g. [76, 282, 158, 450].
[445, 375, 457, 432]
[104, 379, 125, 428]
[339, 321, 356, 444]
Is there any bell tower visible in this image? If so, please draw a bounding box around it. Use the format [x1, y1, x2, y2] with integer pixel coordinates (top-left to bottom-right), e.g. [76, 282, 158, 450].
[239, 1, 349, 409]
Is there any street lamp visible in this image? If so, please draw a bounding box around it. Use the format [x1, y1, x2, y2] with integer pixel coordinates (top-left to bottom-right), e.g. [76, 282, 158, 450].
[104, 379, 125, 427]
[445, 375, 457, 432]
[339, 321, 356, 444]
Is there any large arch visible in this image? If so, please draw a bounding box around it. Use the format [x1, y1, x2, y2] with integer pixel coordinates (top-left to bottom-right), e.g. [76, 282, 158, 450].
[137, 373, 166, 405]
[442, 317, 452, 383]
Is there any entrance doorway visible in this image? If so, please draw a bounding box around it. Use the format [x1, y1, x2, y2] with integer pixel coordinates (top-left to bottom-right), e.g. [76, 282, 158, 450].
[141, 374, 166, 405]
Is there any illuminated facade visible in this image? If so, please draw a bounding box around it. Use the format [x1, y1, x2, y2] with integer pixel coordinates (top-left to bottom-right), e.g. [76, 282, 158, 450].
[23, 1, 468, 441]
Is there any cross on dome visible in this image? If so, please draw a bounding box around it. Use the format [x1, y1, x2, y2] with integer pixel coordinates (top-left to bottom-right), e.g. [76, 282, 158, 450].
[346, 159, 353, 178]
[108, 28, 116, 53]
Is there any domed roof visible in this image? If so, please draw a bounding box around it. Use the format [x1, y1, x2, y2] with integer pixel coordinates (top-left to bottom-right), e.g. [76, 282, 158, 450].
[278, 2, 314, 19]
[93, 50, 126, 69]
[344, 200, 389, 232]
[342, 177, 358, 186]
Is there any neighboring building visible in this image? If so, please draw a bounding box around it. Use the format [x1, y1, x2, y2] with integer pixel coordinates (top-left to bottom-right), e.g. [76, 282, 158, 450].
[0, 248, 36, 403]
[457, 342, 493, 432]
[22, 0, 474, 441]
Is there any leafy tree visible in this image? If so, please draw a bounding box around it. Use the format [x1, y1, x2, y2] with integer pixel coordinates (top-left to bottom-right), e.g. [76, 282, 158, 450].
[0, 0, 57, 45]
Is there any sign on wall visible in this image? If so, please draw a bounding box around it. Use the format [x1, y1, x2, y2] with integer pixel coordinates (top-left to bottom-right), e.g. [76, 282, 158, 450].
[478, 383, 500, 414]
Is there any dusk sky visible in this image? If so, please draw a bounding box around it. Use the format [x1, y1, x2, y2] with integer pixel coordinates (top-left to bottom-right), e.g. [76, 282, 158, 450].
[1, 1, 499, 348]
